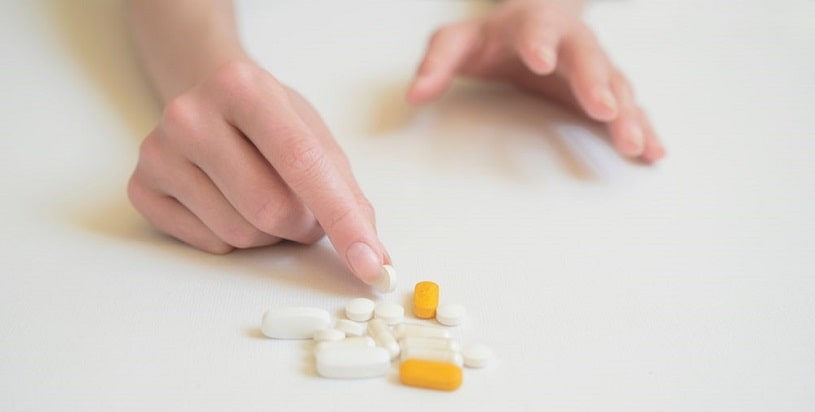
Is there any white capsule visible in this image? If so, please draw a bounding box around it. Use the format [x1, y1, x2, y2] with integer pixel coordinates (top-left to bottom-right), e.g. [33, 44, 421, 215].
[314, 336, 376, 354]
[461, 343, 493, 368]
[399, 336, 460, 353]
[436, 303, 466, 326]
[334, 319, 367, 337]
[313, 328, 345, 342]
[261, 307, 331, 339]
[374, 302, 404, 325]
[345, 298, 375, 322]
[393, 323, 451, 340]
[367, 319, 400, 359]
[373, 264, 397, 294]
[315, 345, 390, 379]
[400, 346, 463, 367]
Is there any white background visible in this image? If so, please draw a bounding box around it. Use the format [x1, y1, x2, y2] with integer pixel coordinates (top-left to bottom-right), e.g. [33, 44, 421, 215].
[1, 1, 814, 410]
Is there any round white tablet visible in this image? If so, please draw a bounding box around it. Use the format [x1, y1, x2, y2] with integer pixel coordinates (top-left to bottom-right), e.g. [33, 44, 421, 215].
[461, 343, 493, 368]
[345, 298, 375, 322]
[435, 303, 466, 326]
[373, 265, 397, 294]
[374, 302, 404, 325]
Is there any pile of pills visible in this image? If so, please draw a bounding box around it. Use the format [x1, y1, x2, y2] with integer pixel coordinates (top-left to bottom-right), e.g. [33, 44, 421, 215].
[259, 265, 493, 391]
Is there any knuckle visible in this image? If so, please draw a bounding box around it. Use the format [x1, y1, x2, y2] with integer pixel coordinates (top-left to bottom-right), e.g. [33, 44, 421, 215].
[161, 96, 203, 144]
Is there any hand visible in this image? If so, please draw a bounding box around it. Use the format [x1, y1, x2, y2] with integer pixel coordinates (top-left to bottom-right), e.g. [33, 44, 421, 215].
[128, 60, 389, 284]
[407, 0, 665, 163]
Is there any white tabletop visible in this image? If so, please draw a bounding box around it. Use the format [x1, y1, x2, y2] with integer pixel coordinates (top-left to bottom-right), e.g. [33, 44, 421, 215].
[2, 1, 814, 410]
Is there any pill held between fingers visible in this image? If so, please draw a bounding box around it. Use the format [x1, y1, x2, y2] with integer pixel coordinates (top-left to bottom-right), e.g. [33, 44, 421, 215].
[436, 303, 466, 326]
[374, 302, 404, 325]
[413, 281, 439, 319]
[373, 264, 397, 294]
[313, 328, 346, 342]
[334, 319, 368, 337]
[461, 343, 493, 368]
[261, 307, 331, 339]
[345, 298, 375, 322]
[316, 345, 390, 379]
[399, 359, 463, 391]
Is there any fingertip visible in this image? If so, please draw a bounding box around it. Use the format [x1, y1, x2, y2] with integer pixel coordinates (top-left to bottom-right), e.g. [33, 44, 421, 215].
[522, 45, 557, 75]
[345, 241, 385, 285]
[406, 73, 447, 105]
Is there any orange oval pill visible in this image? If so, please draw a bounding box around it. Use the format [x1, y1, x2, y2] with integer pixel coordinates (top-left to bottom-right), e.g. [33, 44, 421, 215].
[399, 359, 462, 391]
[413, 281, 439, 319]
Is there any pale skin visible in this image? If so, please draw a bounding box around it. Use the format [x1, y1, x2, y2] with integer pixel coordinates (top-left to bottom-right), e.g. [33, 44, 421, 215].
[125, 0, 665, 286]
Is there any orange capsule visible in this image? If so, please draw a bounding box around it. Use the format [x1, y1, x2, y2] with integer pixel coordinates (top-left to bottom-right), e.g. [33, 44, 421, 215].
[413, 281, 439, 319]
[399, 359, 462, 391]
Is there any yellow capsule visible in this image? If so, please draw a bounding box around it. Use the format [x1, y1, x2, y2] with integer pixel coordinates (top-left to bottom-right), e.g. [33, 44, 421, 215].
[399, 359, 462, 391]
[413, 281, 439, 319]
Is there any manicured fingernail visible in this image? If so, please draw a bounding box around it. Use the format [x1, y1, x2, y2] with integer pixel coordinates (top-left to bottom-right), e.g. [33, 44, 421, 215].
[622, 123, 645, 156]
[536, 46, 556, 72]
[597, 90, 618, 119]
[346, 242, 382, 284]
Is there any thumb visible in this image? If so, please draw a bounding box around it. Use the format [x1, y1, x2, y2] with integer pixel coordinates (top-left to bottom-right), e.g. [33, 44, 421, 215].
[407, 22, 480, 105]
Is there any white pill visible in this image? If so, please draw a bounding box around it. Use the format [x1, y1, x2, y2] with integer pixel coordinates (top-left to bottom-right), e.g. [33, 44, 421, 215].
[461, 343, 493, 368]
[334, 319, 367, 337]
[393, 323, 451, 340]
[313, 328, 345, 342]
[373, 264, 397, 294]
[345, 298, 375, 322]
[436, 303, 466, 326]
[374, 302, 404, 325]
[399, 336, 460, 353]
[261, 307, 331, 339]
[367, 319, 400, 359]
[314, 336, 375, 354]
[315, 345, 390, 379]
[400, 347, 463, 367]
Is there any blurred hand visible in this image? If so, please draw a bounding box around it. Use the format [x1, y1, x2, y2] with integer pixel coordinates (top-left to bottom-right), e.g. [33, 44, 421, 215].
[408, 0, 665, 163]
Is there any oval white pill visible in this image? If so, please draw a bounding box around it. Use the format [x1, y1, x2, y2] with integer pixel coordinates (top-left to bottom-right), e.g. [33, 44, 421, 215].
[393, 323, 451, 340]
[461, 343, 493, 368]
[313, 328, 345, 342]
[367, 319, 401, 359]
[400, 347, 463, 367]
[334, 319, 368, 337]
[261, 307, 331, 339]
[373, 265, 397, 294]
[345, 298, 375, 322]
[314, 336, 376, 354]
[374, 302, 404, 325]
[436, 303, 466, 326]
[315, 345, 390, 379]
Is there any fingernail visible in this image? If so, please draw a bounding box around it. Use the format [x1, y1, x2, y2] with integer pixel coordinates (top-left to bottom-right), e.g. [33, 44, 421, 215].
[623, 123, 645, 156]
[597, 90, 618, 119]
[536, 47, 556, 72]
[346, 242, 382, 284]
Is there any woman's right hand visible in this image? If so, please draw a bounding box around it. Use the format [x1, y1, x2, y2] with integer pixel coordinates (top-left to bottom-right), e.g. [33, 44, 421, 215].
[128, 60, 390, 285]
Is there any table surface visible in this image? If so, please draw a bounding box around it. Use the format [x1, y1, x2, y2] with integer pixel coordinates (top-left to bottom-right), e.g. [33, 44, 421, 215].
[2, 1, 814, 410]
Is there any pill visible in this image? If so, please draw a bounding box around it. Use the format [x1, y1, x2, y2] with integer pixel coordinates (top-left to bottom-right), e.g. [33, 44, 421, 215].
[413, 281, 439, 319]
[261, 307, 331, 339]
[314, 336, 376, 354]
[313, 328, 345, 342]
[334, 319, 367, 337]
[400, 347, 463, 367]
[367, 319, 400, 359]
[373, 264, 397, 294]
[393, 323, 451, 340]
[461, 343, 493, 368]
[436, 303, 466, 326]
[374, 302, 404, 325]
[316, 345, 390, 379]
[345, 298, 375, 322]
[399, 336, 460, 353]
[399, 359, 463, 391]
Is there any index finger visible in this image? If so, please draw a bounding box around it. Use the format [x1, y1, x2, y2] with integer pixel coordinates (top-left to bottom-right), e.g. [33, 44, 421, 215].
[219, 66, 388, 286]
